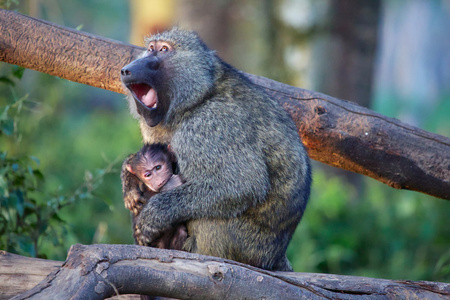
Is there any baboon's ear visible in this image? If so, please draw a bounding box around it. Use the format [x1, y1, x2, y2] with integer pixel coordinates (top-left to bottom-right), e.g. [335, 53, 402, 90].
[126, 163, 135, 174]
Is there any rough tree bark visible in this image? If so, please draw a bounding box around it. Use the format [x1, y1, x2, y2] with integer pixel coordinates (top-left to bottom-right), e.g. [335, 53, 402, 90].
[0, 9, 449, 200]
[2, 245, 449, 300]
[0, 251, 60, 300]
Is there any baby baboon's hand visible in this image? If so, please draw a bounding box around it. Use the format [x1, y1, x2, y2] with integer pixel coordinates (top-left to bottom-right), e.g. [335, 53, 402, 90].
[124, 187, 144, 216]
[121, 153, 147, 215]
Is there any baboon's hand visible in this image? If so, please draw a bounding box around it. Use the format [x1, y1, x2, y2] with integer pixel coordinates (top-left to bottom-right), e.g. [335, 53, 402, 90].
[134, 219, 164, 245]
[135, 196, 172, 244]
[133, 222, 158, 246]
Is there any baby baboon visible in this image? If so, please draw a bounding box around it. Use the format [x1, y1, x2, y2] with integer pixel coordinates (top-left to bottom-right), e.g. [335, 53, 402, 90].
[121, 27, 311, 271]
[126, 143, 182, 194]
[124, 143, 187, 250]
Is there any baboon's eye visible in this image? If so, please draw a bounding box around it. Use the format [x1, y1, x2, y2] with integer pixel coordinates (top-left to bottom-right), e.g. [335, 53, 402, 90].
[155, 165, 162, 171]
[148, 45, 155, 52]
[160, 45, 169, 52]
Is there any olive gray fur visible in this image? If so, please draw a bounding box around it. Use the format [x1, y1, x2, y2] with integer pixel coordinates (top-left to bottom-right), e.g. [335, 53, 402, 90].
[121, 27, 311, 271]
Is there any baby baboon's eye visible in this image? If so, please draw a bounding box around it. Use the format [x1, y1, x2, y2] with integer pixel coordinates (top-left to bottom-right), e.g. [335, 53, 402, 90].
[144, 171, 152, 177]
[160, 45, 169, 52]
[148, 44, 155, 52]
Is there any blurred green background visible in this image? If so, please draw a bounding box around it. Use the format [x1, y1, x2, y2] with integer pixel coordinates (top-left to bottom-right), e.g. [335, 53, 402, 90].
[1, 0, 449, 282]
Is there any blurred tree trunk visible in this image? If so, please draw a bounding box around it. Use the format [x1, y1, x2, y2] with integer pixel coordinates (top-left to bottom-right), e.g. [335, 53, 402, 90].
[176, 0, 238, 63]
[316, 0, 381, 195]
[320, 0, 380, 108]
[129, 0, 175, 46]
[176, 0, 288, 82]
[259, 0, 289, 82]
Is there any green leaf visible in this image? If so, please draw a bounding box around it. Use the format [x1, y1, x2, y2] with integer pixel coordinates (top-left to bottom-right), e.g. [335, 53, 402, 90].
[0, 77, 15, 86]
[50, 213, 64, 223]
[0, 105, 11, 121]
[11, 163, 19, 172]
[38, 221, 49, 235]
[100, 195, 113, 209]
[32, 169, 45, 181]
[12, 66, 25, 79]
[0, 120, 14, 135]
[30, 156, 40, 165]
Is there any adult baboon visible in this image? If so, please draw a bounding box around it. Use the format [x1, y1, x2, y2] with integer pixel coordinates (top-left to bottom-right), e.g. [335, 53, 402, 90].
[121, 27, 311, 271]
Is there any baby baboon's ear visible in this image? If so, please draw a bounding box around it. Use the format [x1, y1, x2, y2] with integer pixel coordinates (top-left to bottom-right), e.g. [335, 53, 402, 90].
[125, 163, 135, 174]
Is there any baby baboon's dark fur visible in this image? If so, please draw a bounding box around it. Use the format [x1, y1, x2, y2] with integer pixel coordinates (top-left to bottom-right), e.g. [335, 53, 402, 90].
[123, 143, 187, 250]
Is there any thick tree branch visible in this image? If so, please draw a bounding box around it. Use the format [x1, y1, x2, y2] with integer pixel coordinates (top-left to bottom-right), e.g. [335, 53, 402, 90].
[0, 9, 449, 199]
[2, 245, 449, 300]
[0, 251, 61, 300]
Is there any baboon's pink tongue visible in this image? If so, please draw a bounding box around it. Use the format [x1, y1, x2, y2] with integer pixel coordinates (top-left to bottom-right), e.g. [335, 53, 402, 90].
[142, 88, 157, 108]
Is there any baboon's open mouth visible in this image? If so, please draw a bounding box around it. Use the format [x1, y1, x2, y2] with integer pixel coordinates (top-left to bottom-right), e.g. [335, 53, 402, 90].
[128, 83, 158, 109]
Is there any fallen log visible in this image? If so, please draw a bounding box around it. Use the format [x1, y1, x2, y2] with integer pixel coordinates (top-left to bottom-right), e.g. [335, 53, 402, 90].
[0, 9, 449, 200]
[2, 245, 449, 299]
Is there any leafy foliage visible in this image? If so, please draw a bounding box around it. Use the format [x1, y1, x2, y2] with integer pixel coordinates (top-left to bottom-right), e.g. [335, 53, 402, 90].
[0, 66, 119, 258]
[288, 170, 450, 282]
[0, 152, 46, 257]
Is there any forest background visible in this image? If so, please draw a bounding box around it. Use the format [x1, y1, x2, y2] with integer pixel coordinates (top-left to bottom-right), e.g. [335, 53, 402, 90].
[0, 0, 449, 283]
